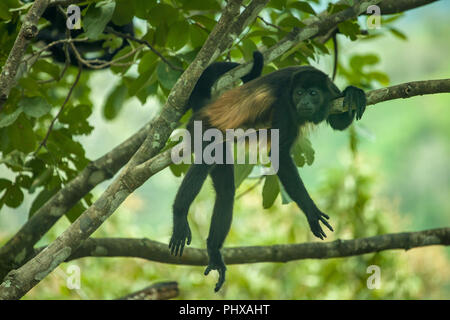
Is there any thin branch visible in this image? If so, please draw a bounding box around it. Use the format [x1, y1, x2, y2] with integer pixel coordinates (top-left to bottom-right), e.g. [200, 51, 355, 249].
[68, 40, 144, 69]
[236, 177, 264, 200]
[34, 63, 82, 155]
[29, 228, 449, 266]
[25, 38, 89, 62]
[105, 27, 184, 72]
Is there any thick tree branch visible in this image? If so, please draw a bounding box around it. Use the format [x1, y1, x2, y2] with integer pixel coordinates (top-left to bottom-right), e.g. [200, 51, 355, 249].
[376, 0, 439, 14]
[0, 0, 50, 111]
[30, 228, 449, 266]
[0, 0, 268, 281]
[0, 0, 442, 287]
[0, 0, 244, 300]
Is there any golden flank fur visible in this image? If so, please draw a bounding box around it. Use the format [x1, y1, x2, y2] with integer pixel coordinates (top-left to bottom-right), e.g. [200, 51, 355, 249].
[197, 84, 275, 131]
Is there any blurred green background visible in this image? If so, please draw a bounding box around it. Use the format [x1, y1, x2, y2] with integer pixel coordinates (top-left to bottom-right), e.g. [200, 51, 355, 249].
[0, 1, 449, 299]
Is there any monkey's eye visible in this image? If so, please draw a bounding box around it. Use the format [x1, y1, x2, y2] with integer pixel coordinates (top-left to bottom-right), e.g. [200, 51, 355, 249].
[309, 90, 317, 96]
[297, 90, 304, 95]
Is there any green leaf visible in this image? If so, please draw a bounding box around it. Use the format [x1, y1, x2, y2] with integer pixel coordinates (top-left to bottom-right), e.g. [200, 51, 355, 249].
[7, 114, 36, 153]
[389, 27, 407, 41]
[110, 46, 134, 74]
[291, 136, 315, 167]
[136, 82, 158, 105]
[29, 188, 58, 217]
[65, 201, 87, 223]
[32, 60, 61, 80]
[112, 0, 135, 26]
[180, 0, 220, 11]
[29, 167, 53, 193]
[234, 164, 254, 189]
[169, 163, 190, 177]
[128, 66, 156, 97]
[167, 20, 190, 51]
[350, 54, 379, 72]
[0, 107, 23, 128]
[138, 51, 158, 74]
[280, 183, 293, 205]
[289, 1, 316, 15]
[103, 84, 128, 119]
[337, 20, 360, 41]
[0, 179, 12, 191]
[0, 150, 28, 172]
[16, 175, 32, 189]
[84, 1, 116, 39]
[3, 184, 24, 208]
[262, 175, 280, 209]
[156, 59, 183, 90]
[368, 71, 389, 86]
[49, 129, 85, 157]
[59, 104, 93, 135]
[0, 2, 12, 20]
[190, 15, 216, 30]
[269, 0, 287, 10]
[132, 0, 156, 19]
[189, 24, 208, 48]
[147, 3, 179, 27]
[19, 96, 52, 118]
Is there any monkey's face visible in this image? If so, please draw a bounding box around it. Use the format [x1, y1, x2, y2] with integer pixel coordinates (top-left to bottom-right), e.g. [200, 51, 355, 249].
[291, 85, 329, 124]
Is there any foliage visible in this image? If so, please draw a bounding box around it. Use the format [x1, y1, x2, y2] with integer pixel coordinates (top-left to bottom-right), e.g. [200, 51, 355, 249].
[0, 0, 394, 218]
[0, 0, 448, 299]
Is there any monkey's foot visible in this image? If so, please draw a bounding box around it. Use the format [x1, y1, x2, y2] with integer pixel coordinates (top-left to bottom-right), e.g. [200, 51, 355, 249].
[204, 252, 227, 292]
[306, 208, 334, 240]
[169, 219, 192, 256]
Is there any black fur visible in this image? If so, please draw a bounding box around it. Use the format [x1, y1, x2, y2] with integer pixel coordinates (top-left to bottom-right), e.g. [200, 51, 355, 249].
[187, 51, 264, 111]
[35, 4, 134, 69]
[169, 57, 366, 292]
[169, 52, 263, 292]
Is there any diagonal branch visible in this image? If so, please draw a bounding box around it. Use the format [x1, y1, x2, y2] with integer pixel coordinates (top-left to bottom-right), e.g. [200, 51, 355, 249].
[0, 0, 51, 111]
[0, 0, 244, 300]
[0, 0, 444, 282]
[0, 0, 268, 282]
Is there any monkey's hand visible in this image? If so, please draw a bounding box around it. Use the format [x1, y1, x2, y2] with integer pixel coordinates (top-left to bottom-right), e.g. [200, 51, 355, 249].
[306, 207, 334, 240]
[204, 250, 226, 292]
[343, 86, 366, 121]
[169, 219, 192, 256]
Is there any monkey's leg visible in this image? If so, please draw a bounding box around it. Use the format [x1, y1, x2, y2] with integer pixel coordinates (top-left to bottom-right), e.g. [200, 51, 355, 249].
[204, 162, 235, 292]
[169, 162, 210, 256]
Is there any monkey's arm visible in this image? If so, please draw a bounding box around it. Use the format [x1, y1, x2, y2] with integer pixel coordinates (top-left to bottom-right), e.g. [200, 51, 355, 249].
[272, 107, 333, 239]
[327, 86, 366, 130]
[277, 150, 333, 239]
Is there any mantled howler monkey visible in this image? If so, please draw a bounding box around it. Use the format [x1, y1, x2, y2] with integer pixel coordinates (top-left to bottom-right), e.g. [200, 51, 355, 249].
[169, 53, 366, 292]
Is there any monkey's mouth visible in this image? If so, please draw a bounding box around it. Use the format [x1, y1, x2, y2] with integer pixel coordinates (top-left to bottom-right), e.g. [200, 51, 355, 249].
[297, 107, 315, 117]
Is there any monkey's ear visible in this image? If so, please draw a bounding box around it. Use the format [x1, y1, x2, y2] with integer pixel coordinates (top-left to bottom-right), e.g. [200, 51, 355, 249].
[325, 77, 341, 98]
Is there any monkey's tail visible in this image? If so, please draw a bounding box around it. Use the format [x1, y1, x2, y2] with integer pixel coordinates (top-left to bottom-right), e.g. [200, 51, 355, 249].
[332, 30, 338, 81]
[241, 51, 264, 83]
